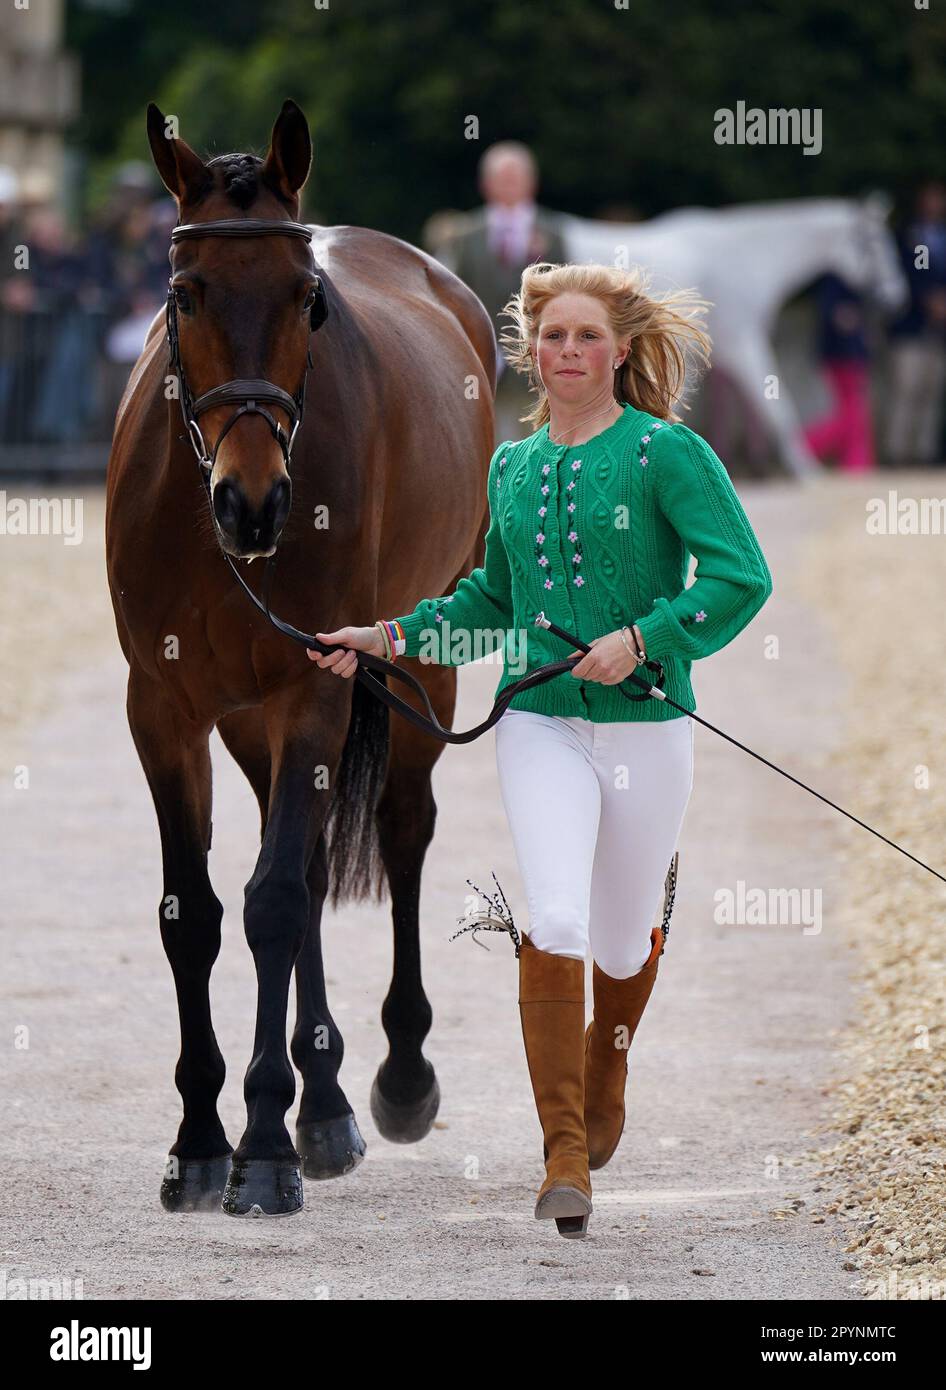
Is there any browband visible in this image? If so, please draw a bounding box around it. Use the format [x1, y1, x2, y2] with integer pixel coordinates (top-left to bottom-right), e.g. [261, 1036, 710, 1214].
[170, 219, 314, 243]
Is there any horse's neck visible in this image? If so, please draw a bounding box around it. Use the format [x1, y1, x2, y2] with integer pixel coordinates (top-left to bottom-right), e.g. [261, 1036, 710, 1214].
[726, 201, 852, 303]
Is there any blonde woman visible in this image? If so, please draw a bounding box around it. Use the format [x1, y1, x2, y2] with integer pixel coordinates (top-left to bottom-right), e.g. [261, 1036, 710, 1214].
[308, 262, 773, 1239]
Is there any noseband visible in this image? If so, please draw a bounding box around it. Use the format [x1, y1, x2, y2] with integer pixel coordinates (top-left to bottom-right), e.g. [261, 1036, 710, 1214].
[166, 217, 327, 473]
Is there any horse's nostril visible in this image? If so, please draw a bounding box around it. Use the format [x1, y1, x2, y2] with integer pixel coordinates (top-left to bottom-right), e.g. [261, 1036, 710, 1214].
[262, 477, 292, 534]
[212, 478, 243, 536]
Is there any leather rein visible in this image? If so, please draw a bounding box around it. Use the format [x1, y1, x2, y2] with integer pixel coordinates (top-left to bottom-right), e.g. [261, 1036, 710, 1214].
[166, 214, 667, 745]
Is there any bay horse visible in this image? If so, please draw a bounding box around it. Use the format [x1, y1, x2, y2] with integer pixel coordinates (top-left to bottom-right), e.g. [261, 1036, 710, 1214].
[105, 100, 497, 1216]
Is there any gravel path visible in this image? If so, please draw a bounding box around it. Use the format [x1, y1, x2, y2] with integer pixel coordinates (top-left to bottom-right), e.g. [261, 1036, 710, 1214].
[1, 480, 864, 1300]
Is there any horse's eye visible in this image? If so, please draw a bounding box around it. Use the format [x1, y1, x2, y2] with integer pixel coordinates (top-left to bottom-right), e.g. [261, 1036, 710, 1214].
[303, 286, 318, 313]
[173, 286, 192, 313]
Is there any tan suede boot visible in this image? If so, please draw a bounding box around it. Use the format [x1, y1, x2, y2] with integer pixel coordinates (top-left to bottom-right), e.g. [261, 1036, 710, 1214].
[583, 926, 663, 1170]
[518, 932, 593, 1238]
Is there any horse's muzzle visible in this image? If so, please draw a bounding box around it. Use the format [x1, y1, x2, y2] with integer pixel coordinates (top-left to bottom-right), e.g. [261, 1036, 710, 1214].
[212, 475, 291, 557]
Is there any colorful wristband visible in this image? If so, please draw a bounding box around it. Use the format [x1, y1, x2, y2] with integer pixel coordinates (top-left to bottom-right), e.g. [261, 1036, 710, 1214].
[380, 618, 406, 658]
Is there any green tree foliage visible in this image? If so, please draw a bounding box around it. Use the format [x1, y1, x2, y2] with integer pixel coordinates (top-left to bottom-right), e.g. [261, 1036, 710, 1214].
[68, 0, 946, 237]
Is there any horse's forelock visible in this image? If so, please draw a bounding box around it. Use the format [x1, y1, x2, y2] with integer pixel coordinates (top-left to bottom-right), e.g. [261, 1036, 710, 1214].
[201, 152, 267, 211]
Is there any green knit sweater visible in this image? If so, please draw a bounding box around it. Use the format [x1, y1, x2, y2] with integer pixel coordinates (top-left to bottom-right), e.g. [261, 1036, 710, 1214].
[391, 401, 773, 721]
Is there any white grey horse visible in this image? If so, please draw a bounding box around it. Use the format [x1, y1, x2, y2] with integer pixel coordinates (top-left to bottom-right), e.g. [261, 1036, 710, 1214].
[559, 195, 907, 478]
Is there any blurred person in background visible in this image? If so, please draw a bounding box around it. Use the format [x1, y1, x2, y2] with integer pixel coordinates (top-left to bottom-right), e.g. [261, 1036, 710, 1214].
[0, 188, 89, 444]
[885, 179, 946, 468]
[82, 166, 168, 432]
[803, 273, 876, 473]
[25, 203, 101, 444]
[446, 142, 567, 444]
[82, 162, 161, 326]
[142, 195, 178, 299]
[0, 166, 28, 438]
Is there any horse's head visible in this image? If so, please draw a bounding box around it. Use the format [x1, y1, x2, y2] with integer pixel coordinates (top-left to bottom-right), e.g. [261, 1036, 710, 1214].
[831, 192, 909, 317]
[147, 99, 325, 560]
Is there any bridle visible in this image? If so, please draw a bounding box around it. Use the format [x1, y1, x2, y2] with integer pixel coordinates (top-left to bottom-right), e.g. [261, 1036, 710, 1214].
[166, 217, 327, 477]
[162, 215, 946, 889]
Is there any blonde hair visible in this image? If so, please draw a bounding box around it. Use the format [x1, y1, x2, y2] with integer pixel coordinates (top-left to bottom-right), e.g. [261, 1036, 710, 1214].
[498, 261, 713, 430]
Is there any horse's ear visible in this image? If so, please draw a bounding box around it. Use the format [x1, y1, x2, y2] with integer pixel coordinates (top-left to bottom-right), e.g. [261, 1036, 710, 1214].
[146, 103, 209, 205]
[261, 99, 312, 204]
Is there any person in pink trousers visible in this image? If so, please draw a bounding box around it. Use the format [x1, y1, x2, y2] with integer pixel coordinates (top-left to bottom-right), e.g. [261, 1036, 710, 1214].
[804, 272, 876, 473]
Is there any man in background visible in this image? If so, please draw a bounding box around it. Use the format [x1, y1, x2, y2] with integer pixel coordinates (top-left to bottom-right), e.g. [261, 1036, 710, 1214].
[885, 179, 946, 468]
[438, 142, 567, 444]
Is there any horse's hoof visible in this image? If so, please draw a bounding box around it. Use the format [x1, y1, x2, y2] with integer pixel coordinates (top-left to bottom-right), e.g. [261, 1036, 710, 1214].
[296, 1113, 366, 1180]
[160, 1153, 232, 1213]
[221, 1157, 304, 1217]
[370, 1066, 440, 1143]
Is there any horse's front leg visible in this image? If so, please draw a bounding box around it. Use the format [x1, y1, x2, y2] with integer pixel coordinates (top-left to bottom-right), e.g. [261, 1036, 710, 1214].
[126, 665, 233, 1213]
[222, 698, 347, 1218]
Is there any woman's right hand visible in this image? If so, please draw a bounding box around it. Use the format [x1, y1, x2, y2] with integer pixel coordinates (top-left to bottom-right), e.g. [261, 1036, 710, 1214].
[307, 624, 386, 677]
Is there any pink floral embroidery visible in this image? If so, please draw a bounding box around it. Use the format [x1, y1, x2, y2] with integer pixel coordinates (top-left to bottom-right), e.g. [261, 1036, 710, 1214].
[536, 454, 553, 585]
[535, 456, 584, 591]
[433, 594, 455, 626]
[695, 610, 707, 622]
[641, 421, 663, 468]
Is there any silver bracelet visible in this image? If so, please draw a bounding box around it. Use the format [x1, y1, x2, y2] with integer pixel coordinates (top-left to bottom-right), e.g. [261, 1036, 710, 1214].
[618, 626, 642, 666]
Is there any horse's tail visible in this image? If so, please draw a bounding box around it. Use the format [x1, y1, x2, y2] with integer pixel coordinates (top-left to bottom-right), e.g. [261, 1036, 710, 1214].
[324, 672, 390, 908]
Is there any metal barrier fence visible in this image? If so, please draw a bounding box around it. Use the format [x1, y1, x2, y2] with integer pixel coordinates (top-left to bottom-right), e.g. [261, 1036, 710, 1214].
[0, 307, 135, 475]
[0, 299, 904, 478]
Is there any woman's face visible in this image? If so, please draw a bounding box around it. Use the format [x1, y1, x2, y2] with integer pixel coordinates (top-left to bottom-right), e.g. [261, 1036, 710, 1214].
[533, 292, 628, 405]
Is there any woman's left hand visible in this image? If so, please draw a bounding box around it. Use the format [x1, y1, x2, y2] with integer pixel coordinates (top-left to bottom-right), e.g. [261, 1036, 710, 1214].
[567, 630, 640, 686]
